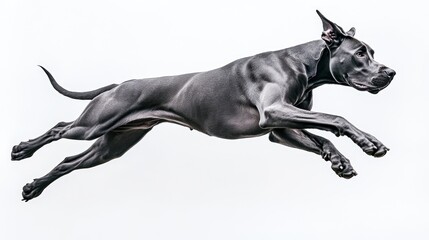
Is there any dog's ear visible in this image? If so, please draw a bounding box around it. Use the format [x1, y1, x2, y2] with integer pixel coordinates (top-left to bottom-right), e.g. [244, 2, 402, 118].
[346, 27, 356, 37]
[316, 10, 346, 48]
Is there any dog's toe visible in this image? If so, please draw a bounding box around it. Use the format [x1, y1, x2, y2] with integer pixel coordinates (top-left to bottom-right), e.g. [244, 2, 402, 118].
[373, 147, 388, 158]
[339, 168, 358, 179]
[12, 145, 21, 153]
[362, 144, 378, 156]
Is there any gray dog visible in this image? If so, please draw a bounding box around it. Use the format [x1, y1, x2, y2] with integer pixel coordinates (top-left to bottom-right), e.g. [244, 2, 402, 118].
[12, 10, 395, 201]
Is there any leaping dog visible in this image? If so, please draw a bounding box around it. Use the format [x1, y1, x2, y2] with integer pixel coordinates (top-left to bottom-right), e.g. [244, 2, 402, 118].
[12, 10, 396, 201]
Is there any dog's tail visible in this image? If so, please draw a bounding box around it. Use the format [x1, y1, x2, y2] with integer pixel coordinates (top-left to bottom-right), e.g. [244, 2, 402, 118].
[38, 65, 118, 100]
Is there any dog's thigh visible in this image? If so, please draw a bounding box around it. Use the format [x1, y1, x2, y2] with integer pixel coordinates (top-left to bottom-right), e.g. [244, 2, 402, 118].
[62, 87, 144, 140]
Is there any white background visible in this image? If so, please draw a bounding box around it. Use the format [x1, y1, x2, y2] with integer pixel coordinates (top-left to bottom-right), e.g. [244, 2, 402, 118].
[2, 0, 428, 239]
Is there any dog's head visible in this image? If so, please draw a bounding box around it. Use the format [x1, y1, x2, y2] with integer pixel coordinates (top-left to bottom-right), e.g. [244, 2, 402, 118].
[316, 10, 396, 94]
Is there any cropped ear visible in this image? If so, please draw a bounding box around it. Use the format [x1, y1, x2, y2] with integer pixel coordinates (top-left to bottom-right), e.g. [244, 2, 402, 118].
[316, 10, 346, 48]
[346, 27, 356, 37]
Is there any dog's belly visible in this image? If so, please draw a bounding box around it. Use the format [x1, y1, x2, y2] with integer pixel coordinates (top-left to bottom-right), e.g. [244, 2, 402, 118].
[110, 107, 268, 139]
[197, 107, 269, 139]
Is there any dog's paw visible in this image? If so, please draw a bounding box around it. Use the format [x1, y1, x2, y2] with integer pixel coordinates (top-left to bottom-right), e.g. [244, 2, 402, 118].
[22, 179, 45, 202]
[356, 132, 389, 157]
[322, 144, 357, 179]
[11, 142, 36, 161]
[329, 154, 357, 179]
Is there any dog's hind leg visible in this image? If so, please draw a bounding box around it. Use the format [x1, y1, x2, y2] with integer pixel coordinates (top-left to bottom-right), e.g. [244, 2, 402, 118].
[12, 83, 143, 161]
[21, 128, 151, 201]
[12, 121, 73, 161]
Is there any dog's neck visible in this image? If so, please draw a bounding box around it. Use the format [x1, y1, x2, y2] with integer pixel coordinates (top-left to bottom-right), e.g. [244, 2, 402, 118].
[279, 40, 339, 93]
[308, 46, 341, 90]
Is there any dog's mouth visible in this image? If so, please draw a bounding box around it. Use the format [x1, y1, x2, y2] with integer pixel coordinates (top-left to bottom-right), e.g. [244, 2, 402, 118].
[346, 78, 373, 91]
[351, 81, 388, 94]
[344, 74, 390, 94]
[350, 81, 369, 90]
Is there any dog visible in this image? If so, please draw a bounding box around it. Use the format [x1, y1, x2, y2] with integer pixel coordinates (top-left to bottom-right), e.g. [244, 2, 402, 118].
[12, 10, 396, 201]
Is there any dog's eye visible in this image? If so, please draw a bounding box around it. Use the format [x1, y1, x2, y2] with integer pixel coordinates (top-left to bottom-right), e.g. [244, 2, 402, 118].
[356, 51, 366, 58]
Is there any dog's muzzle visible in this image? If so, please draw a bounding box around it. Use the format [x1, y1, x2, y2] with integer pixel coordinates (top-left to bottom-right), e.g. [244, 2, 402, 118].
[371, 77, 390, 88]
[371, 68, 396, 88]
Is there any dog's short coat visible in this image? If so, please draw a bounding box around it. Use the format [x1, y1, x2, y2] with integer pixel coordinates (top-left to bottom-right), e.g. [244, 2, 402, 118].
[12, 11, 396, 201]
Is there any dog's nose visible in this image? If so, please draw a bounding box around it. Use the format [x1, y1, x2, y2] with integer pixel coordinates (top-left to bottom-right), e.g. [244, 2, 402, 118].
[384, 68, 396, 79]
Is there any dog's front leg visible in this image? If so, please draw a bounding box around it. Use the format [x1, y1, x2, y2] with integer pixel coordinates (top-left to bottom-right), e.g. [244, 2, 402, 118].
[269, 128, 357, 178]
[259, 103, 389, 157]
